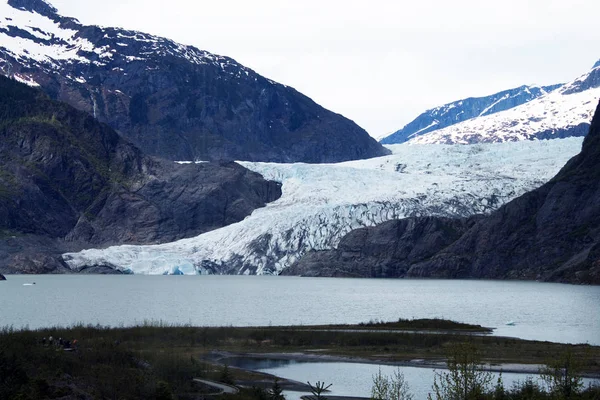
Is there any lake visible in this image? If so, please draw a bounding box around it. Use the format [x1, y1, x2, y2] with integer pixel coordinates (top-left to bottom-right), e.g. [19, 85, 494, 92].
[1, 275, 599, 345]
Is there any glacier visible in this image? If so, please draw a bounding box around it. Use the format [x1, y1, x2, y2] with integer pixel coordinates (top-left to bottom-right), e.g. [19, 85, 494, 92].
[63, 139, 584, 275]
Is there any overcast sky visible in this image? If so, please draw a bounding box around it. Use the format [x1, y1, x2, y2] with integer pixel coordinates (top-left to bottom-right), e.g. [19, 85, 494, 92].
[50, 0, 600, 138]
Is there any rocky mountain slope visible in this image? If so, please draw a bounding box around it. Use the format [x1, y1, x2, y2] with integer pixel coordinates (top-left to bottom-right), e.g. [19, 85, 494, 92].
[61, 138, 583, 275]
[409, 61, 600, 144]
[0, 76, 281, 274]
[381, 84, 561, 144]
[283, 217, 480, 277]
[0, 0, 388, 162]
[288, 100, 600, 284]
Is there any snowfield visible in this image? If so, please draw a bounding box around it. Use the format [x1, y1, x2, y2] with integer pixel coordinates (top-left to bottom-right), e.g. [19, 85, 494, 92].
[0, 1, 94, 66]
[409, 67, 600, 144]
[0, 0, 253, 85]
[63, 139, 584, 275]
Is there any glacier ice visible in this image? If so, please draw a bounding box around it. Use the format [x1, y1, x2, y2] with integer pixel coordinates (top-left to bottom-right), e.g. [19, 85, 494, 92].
[62, 139, 584, 275]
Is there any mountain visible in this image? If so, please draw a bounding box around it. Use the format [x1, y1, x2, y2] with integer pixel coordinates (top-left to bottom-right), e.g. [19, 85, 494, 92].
[61, 138, 583, 275]
[381, 84, 562, 144]
[410, 62, 600, 144]
[287, 100, 600, 284]
[0, 76, 281, 274]
[0, 0, 389, 163]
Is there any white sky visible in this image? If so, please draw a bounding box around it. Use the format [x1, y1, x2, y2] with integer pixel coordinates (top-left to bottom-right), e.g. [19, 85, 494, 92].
[50, 0, 600, 138]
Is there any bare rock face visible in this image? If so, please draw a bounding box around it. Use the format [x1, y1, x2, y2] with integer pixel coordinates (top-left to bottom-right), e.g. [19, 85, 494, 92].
[1, 0, 389, 163]
[284, 217, 479, 277]
[0, 76, 281, 274]
[0, 273, 5, 280]
[289, 101, 600, 284]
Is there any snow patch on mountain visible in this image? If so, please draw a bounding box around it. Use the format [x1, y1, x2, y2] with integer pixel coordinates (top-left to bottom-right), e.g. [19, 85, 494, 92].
[62, 139, 584, 275]
[381, 84, 561, 144]
[0, 0, 253, 81]
[410, 67, 600, 145]
[0, 1, 93, 65]
[12, 71, 39, 86]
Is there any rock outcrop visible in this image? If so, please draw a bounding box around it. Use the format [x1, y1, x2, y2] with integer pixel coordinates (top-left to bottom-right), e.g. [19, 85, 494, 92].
[0, 76, 281, 273]
[283, 217, 480, 277]
[0, 0, 389, 163]
[289, 100, 600, 284]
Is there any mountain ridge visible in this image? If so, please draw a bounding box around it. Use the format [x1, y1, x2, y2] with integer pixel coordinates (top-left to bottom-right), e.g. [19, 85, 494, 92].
[381, 84, 562, 144]
[0, 0, 389, 163]
[408, 62, 600, 145]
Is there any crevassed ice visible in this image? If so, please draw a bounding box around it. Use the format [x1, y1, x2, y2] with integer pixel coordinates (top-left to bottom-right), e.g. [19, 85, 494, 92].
[62, 139, 584, 276]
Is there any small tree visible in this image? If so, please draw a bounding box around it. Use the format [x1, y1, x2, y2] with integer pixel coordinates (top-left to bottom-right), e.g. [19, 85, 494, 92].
[493, 375, 509, 400]
[372, 368, 390, 400]
[508, 377, 546, 400]
[308, 381, 332, 400]
[270, 378, 285, 400]
[540, 351, 584, 399]
[428, 342, 494, 400]
[371, 368, 413, 400]
[219, 364, 234, 385]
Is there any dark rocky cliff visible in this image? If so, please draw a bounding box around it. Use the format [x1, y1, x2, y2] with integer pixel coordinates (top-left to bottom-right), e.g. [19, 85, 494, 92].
[289, 100, 600, 284]
[283, 217, 480, 277]
[1, 0, 389, 163]
[0, 76, 282, 273]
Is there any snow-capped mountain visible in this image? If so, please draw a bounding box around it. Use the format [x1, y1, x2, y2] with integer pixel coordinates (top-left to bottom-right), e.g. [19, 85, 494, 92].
[380, 84, 562, 144]
[0, 0, 388, 163]
[62, 138, 583, 275]
[409, 62, 600, 145]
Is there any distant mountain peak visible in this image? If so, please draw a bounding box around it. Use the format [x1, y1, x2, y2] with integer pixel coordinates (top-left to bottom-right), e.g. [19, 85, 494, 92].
[593, 59, 600, 69]
[408, 64, 600, 145]
[380, 84, 561, 144]
[7, 0, 57, 17]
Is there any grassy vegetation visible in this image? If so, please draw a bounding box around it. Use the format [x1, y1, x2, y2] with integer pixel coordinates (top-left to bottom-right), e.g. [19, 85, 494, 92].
[353, 318, 493, 332]
[1, 320, 599, 399]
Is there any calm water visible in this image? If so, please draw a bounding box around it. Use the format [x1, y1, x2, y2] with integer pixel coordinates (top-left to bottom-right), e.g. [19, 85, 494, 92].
[0, 275, 599, 345]
[227, 359, 600, 400]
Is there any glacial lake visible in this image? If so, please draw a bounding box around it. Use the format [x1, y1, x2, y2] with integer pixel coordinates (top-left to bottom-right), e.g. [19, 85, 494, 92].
[1, 275, 599, 345]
